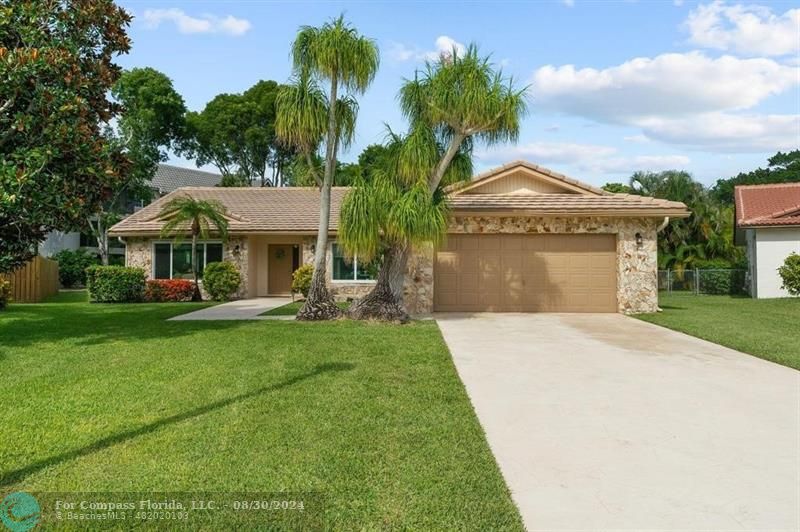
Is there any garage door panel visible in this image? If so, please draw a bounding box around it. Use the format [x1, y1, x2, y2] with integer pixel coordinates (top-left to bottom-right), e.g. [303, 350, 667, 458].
[435, 234, 617, 312]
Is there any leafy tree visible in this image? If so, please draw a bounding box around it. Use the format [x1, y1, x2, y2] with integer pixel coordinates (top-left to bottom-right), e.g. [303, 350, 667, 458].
[183, 80, 294, 187]
[711, 150, 800, 205]
[276, 16, 379, 320]
[283, 153, 363, 186]
[340, 45, 526, 320]
[158, 196, 229, 300]
[0, 0, 132, 273]
[602, 182, 633, 194]
[91, 67, 187, 264]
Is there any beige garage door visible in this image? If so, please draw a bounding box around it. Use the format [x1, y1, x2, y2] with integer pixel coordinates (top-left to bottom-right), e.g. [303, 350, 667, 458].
[434, 234, 617, 312]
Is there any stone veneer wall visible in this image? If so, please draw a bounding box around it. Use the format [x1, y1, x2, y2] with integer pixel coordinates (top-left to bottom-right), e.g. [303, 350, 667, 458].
[404, 216, 659, 314]
[124, 236, 250, 299]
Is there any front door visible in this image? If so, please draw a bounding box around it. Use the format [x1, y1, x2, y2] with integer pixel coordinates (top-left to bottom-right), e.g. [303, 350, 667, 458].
[268, 244, 294, 295]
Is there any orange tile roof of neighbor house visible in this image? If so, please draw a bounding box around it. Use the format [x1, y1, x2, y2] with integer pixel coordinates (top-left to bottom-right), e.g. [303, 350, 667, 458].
[735, 183, 800, 228]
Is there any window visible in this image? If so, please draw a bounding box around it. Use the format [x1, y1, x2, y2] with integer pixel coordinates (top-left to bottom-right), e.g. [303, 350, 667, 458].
[332, 243, 376, 281]
[152, 242, 224, 280]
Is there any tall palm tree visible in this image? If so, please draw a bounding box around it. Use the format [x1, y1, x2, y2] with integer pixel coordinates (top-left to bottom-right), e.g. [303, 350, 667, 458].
[159, 195, 229, 300]
[275, 16, 379, 321]
[339, 45, 527, 321]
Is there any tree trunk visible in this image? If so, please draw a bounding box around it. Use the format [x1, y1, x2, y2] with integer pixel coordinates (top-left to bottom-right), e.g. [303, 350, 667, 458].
[348, 241, 410, 323]
[94, 218, 110, 266]
[297, 76, 341, 321]
[190, 232, 201, 301]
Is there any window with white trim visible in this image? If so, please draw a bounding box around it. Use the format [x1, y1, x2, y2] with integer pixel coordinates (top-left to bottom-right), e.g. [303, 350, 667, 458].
[153, 242, 223, 280]
[332, 243, 376, 281]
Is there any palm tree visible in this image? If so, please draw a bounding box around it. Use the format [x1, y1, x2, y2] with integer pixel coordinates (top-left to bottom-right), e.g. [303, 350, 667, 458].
[159, 195, 229, 300]
[275, 16, 379, 321]
[339, 45, 527, 321]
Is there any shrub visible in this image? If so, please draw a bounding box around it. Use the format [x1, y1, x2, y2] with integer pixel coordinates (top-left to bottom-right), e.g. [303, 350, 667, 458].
[53, 248, 98, 287]
[291, 264, 313, 298]
[695, 259, 746, 295]
[144, 279, 196, 302]
[86, 266, 146, 303]
[203, 261, 241, 301]
[778, 253, 800, 296]
[0, 278, 11, 310]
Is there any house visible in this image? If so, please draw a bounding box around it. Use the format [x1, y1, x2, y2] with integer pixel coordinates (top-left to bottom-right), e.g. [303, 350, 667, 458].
[108, 160, 689, 314]
[735, 183, 800, 298]
[38, 164, 222, 260]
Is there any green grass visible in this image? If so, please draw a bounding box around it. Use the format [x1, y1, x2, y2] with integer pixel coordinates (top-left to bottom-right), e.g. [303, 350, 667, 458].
[636, 293, 800, 370]
[0, 297, 522, 530]
[43, 289, 88, 303]
[261, 300, 351, 316]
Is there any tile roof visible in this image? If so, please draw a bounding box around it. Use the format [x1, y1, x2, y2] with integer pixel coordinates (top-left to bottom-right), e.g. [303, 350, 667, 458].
[449, 193, 689, 215]
[151, 164, 222, 194]
[735, 183, 800, 227]
[110, 187, 350, 236]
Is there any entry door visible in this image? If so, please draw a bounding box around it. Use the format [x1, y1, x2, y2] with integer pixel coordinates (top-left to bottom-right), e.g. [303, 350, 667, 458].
[434, 234, 617, 312]
[268, 244, 294, 295]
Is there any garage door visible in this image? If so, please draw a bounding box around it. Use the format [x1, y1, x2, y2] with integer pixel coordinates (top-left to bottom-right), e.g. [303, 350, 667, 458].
[434, 234, 617, 312]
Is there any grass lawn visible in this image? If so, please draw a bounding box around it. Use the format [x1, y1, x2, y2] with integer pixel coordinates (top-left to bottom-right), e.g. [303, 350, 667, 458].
[636, 293, 800, 370]
[261, 300, 351, 316]
[0, 294, 522, 530]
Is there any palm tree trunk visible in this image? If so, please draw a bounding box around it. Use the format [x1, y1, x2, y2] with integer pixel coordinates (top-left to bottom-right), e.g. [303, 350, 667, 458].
[348, 241, 410, 322]
[297, 76, 342, 321]
[191, 232, 201, 301]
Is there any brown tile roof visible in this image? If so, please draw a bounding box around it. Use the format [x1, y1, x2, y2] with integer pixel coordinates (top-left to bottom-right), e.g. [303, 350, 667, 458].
[449, 193, 689, 216]
[735, 183, 800, 228]
[109, 187, 350, 236]
[448, 160, 610, 196]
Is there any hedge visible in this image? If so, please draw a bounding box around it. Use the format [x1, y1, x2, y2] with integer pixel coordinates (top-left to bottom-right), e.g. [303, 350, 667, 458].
[144, 279, 196, 302]
[53, 248, 98, 287]
[203, 261, 241, 301]
[86, 266, 146, 303]
[0, 278, 11, 310]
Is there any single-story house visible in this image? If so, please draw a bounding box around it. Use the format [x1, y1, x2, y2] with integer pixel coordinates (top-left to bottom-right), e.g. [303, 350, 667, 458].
[735, 183, 800, 298]
[109, 160, 689, 314]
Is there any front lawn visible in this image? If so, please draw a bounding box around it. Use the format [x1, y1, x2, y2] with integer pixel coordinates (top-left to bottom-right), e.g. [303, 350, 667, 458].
[262, 300, 351, 316]
[636, 293, 800, 370]
[0, 297, 522, 529]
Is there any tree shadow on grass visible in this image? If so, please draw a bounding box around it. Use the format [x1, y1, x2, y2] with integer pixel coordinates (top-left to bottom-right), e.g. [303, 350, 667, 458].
[659, 305, 689, 311]
[0, 362, 355, 488]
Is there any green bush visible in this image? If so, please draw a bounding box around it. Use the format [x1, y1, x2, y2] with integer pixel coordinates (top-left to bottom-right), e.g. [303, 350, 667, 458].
[778, 253, 800, 296]
[291, 264, 313, 298]
[203, 261, 241, 301]
[53, 249, 98, 287]
[86, 266, 146, 303]
[0, 278, 11, 310]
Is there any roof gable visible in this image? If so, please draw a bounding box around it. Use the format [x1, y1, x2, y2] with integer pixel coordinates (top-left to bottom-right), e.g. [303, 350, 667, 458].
[450, 161, 608, 197]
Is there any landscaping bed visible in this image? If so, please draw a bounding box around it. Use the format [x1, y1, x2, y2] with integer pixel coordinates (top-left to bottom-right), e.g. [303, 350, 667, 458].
[261, 300, 351, 316]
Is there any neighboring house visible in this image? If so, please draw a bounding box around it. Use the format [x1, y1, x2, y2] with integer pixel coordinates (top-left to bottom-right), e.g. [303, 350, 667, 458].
[39, 164, 222, 259]
[735, 183, 800, 298]
[109, 160, 689, 314]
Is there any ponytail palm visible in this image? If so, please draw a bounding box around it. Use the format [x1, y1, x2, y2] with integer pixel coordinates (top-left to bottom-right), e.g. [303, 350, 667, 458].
[159, 195, 229, 300]
[340, 45, 526, 321]
[276, 15, 378, 320]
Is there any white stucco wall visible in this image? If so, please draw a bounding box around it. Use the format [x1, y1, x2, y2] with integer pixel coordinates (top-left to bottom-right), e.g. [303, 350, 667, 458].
[750, 227, 800, 298]
[39, 231, 80, 257]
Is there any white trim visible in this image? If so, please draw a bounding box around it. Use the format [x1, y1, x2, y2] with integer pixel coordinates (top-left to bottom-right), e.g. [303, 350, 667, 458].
[151, 240, 222, 280]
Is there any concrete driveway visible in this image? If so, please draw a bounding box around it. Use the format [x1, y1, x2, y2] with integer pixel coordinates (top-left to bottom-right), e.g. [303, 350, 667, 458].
[436, 313, 800, 531]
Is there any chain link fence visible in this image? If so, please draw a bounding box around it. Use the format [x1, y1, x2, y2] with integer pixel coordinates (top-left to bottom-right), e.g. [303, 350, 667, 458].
[658, 269, 748, 295]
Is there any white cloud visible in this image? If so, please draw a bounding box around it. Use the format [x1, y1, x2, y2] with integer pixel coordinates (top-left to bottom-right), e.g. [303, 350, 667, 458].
[623, 134, 651, 143]
[684, 1, 800, 56]
[388, 35, 467, 62]
[477, 142, 690, 174]
[142, 8, 252, 36]
[561, 0, 575, 7]
[529, 51, 798, 152]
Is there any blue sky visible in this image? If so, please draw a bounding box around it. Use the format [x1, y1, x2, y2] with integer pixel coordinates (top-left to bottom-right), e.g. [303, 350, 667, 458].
[118, 0, 800, 187]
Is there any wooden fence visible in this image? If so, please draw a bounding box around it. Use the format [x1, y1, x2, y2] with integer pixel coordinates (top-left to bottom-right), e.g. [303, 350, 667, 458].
[2, 256, 59, 303]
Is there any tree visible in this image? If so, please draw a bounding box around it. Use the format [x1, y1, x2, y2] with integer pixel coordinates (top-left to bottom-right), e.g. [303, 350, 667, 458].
[711, 150, 800, 205]
[91, 67, 187, 264]
[0, 1, 132, 273]
[158, 195, 229, 301]
[602, 182, 633, 194]
[183, 80, 294, 187]
[276, 16, 379, 320]
[340, 45, 527, 321]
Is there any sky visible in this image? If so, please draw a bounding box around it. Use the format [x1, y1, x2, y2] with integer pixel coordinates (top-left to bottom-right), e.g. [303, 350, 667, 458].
[117, 0, 800, 187]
